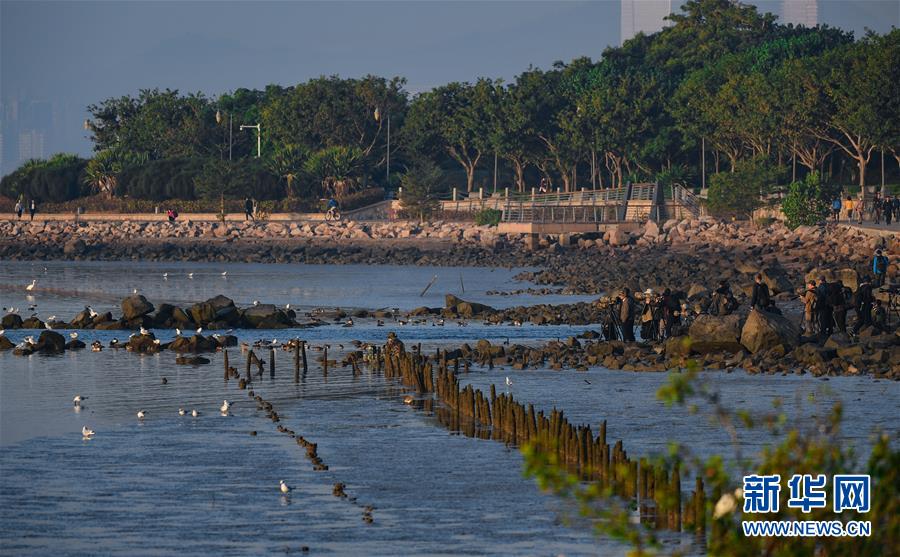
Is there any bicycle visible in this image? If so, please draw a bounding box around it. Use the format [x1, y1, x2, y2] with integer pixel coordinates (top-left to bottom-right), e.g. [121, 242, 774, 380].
[325, 206, 342, 222]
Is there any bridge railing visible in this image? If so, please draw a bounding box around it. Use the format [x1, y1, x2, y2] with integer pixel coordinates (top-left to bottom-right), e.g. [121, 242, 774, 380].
[502, 202, 622, 223]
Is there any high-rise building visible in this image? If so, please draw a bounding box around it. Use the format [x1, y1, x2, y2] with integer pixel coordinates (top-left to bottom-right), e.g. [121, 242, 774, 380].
[18, 129, 45, 163]
[621, 0, 674, 46]
[781, 0, 817, 27]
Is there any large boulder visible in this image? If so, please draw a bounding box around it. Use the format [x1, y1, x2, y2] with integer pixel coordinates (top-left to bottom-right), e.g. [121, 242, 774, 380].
[34, 330, 66, 354]
[121, 294, 155, 320]
[189, 295, 238, 326]
[169, 334, 220, 353]
[21, 316, 45, 329]
[241, 304, 293, 328]
[0, 335, 16, 350]
[740, 309, 800, 354]
[126, 333, 160, 353]
[688, 314, 744, 353]
[761, 266, 794, 295]
[2, 314, 24, 329]
[444, 294, 495, 318]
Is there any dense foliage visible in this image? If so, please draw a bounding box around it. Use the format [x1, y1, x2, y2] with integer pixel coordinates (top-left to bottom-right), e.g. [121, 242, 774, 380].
[781, 172, 832, 229]
[4, 0, 898, 210]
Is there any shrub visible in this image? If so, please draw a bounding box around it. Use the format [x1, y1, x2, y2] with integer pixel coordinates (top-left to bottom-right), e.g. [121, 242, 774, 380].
[781, 171, 830, 229]
[338, 188, 385, 211]
[399, 159, 447, 220]
[0, 155, 89, 202]
[474, 208, 502, 227]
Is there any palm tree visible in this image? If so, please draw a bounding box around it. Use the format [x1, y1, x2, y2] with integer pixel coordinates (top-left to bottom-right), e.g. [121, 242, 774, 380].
[83, 149, 147, 197]
[265, 144, 306, 198]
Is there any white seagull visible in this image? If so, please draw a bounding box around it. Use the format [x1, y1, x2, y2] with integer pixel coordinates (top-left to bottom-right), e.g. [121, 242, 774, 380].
[280, 480, 291, 494]
[82, 426, 95, 438]
[70, 332, 78, 339]
[25, 279, 37, 291]
[136, 410, 146, 420]
[175, 328, 182, 337]
[178, 408, 186, 416]
[133, 288, 138, 294]
[140, 327, 149, 335]
[0, 329, 5, 336]
[221, 271, 228, 277]
[191, 409, 200, 417]
[196, 327, 203, 335]
[87, 306, 98, 318]
[187, 273, 194, 279]
[505, 376, 513, 387]
[220, 400, 230, 414]
[73, 394, 87, 405]
[163, 272, 169, 279]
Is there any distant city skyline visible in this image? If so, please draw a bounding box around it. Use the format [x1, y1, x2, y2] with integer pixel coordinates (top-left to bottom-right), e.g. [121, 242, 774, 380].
[2, 0, 897, 174]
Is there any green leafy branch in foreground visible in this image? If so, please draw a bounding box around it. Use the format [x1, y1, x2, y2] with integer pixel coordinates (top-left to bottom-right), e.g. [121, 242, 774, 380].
[523, 362, 899, 556]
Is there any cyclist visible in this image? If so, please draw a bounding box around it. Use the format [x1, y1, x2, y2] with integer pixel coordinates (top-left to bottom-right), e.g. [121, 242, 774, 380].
[325, 198, 341, 220]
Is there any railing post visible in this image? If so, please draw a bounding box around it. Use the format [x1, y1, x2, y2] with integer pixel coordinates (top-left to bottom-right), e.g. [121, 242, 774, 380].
[504, 187, 509, 199]
[479, 187, 484, 200]
[531, 187, 536, 201]
[452, 187, 457, 202]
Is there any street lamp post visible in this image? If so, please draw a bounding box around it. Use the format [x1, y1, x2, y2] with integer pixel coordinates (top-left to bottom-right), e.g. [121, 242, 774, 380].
[216, 110, 233, 160]
[374, 107, 390, 184]
[240, 123, 261, 158]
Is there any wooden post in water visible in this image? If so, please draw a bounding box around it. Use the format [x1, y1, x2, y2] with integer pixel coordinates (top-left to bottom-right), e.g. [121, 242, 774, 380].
[223, 349, 229, 372]
[269, 347, 275, 377]
[301, 341, 308, 373]
[293, 343, 300, 383]
[323, 346, 328, 374]
[245, 350, 253, 381]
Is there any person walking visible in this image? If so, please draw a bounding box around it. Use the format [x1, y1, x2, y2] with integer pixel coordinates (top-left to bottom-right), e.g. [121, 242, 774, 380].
[872, 249, 889, 287]
[854, 198, 864, 224]
[244, 197, 254, 221]
[618, 288, 635, 342]
[831, 197, 842, 223]
[844, 196, 854, 222]
[14, 199, 23, 220]
[28, 199, 37, 221]
[885, 196, 894, 226]
[750, 274, 771, 311]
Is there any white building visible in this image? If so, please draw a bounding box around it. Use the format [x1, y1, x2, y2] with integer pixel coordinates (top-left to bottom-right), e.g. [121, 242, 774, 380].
[781, 0, 817, 27]
[621, 0, 674, 46]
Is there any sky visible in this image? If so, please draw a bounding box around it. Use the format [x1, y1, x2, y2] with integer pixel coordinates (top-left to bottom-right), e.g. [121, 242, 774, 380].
[1, 0, 898, 168]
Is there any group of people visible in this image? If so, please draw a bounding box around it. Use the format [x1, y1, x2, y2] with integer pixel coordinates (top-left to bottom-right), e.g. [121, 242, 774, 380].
[13, 197, 37, 221]
[833, 193, 900, 226]
[608, 248, 892, 343]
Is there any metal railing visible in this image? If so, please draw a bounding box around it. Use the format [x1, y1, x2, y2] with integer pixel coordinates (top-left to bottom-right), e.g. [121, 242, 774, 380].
[502, 203, 621, 224]
[672, 185, 701, 218]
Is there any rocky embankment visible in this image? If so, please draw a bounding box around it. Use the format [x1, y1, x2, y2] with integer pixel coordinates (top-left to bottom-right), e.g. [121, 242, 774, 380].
[0, 219, 525, 266]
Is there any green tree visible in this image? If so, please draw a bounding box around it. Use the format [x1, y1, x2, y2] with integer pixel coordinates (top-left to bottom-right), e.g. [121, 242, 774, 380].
[303, 146, 364, 198]
[83, 149, 148, 197]
[781, 171, 831, 228]
[265, 143, 307, 198]
[405, 79, 499, 192]
[707, 156, 781, 218]
[399, 158, 447, 220]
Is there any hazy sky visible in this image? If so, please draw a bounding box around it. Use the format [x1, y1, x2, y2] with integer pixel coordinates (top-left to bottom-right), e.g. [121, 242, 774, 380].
[1, 0, 897, 161]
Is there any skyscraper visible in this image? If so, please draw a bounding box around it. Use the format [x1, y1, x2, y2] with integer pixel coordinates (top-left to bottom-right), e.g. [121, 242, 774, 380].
[18, 129, 45, 163]
[621, 0, 673, 46]
[781, 0, 817, 27]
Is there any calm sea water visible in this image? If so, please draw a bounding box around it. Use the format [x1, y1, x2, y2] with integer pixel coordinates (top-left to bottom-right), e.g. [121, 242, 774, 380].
[1, 262, 897, 556]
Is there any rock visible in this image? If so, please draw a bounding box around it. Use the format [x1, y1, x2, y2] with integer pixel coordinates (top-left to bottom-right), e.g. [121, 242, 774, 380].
[444, 294, 495, 318]
[664, 336, 692, 358]
[66, 339, 87, 350]
[792, 343, 834, 366]
[761, 266, 793, 294]
[823, 333, 852, 349]
[121, 294, 155, 320]
[2, 314, 24, 329]
[21, 316, 45, 329]
[688, 314, 744, 353]
[190, 295, 238, 326]
[608, 228, 631, 246]
[836, 345, 863, 359]
[740, 309, 800, 354]
[804, 268, 860, 292]
[241, 304, 293, 328]
[0, 336, 15, 350]
[35, 330, 66, 353]
[63, 238, 85, 255]
[686, 283, 709, 300]
[127, 333, 159, 353]
[643, 220, 660, 239]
